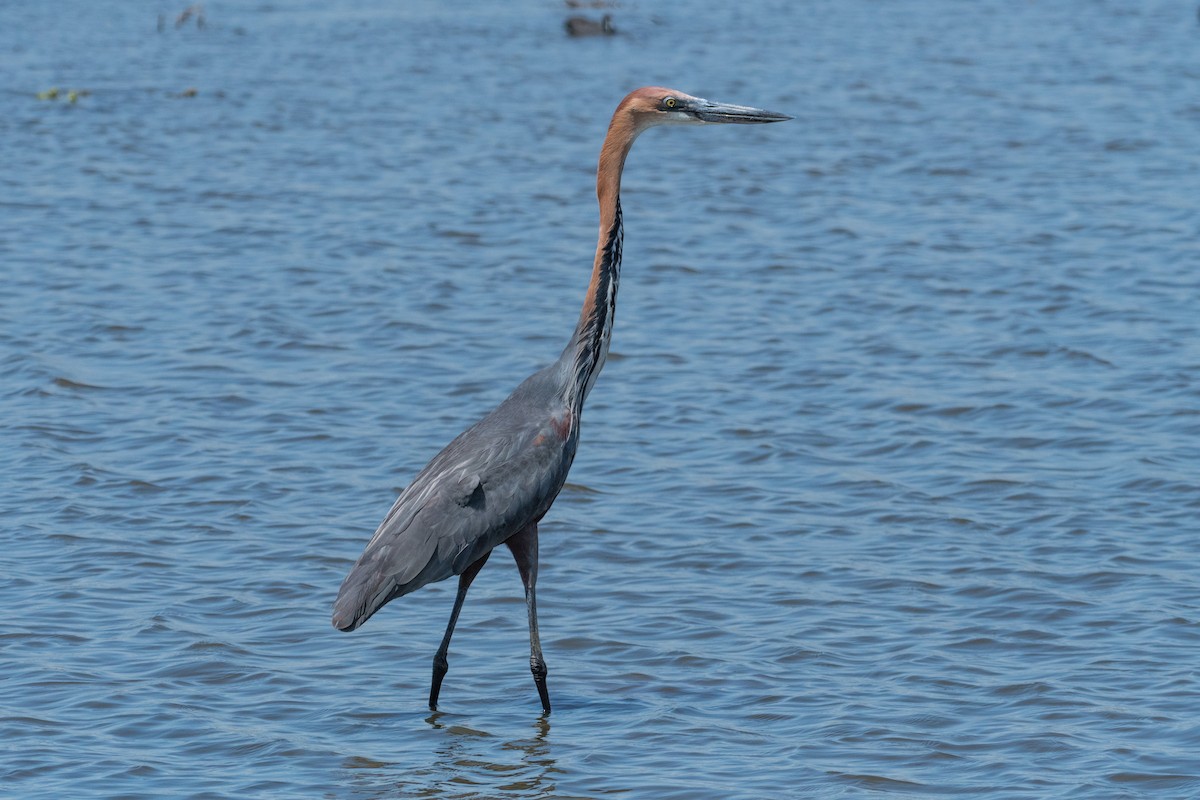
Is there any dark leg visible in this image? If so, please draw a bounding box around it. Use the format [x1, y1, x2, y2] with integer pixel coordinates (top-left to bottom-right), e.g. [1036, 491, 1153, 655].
[429, 550, 490, 711]
[506, 522, 550, 715]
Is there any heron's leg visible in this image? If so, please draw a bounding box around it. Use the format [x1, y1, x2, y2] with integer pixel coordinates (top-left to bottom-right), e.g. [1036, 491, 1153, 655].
[430, 550, 491, 710]
[506, 522, 550, 715]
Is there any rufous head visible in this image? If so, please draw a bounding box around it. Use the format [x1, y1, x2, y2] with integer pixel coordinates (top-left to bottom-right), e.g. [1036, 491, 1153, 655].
[615, 86, 792, 134]
[594, 86, 790, 204]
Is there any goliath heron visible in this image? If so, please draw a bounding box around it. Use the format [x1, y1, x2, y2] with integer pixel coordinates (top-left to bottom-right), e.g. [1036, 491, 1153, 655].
[332, 87, 790, 714]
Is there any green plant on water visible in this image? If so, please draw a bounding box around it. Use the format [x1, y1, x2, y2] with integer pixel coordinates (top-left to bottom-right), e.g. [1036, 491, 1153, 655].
[36, 87, 91, 103]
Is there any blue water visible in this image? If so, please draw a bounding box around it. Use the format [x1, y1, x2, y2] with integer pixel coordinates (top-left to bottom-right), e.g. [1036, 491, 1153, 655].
[3, 1, 1200, 797]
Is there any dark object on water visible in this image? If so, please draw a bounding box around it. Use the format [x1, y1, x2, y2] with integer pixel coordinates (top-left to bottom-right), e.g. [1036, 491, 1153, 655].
[175, 4, 205, 29]
[330, 87, 789, 715]
[566, 14, 616, 36]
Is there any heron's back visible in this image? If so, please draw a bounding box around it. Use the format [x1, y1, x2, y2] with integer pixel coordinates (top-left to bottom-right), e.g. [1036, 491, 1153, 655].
[332, 363, 578, 632]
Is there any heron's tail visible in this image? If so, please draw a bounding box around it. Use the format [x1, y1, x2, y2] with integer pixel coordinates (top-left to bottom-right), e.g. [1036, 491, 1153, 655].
[331, 557, 392, 632]
[330, 507, 454, 631]
[331, 583, 367, 632]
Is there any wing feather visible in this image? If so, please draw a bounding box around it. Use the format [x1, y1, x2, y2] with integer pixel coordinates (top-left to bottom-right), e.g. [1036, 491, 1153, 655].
[331, 370, 576, 632]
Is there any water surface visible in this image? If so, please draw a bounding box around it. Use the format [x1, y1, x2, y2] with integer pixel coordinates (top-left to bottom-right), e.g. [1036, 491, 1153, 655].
[3, 1, 1200, 797]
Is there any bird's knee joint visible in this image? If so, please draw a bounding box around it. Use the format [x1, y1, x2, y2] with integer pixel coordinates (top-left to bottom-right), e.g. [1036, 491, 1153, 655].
[530, 658, 548, 679]
[433, 655, 449, 675]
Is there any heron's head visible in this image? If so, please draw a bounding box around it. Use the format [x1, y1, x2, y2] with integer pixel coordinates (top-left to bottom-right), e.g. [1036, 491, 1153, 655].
[618, 86, 792, 133]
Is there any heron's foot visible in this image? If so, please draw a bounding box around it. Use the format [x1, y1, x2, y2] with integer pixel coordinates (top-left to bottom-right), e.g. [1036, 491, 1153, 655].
[530, 656, 551, 715]
[430, 654, 449, 710]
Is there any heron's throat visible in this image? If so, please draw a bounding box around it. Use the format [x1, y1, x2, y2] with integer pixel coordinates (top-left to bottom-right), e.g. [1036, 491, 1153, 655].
[569, 197, 623, 408]
[565, 108, 640, 410]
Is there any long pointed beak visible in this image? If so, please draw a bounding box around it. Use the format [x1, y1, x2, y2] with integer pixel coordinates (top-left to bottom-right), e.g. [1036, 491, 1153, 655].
[688, 98, 792, 124]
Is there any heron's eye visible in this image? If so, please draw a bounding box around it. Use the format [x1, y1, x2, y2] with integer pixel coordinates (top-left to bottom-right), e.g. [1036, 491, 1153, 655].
[664, 97, 677, 109]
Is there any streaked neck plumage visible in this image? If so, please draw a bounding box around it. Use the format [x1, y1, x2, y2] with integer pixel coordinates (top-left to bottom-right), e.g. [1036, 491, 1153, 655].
[562, 103, 643, 412]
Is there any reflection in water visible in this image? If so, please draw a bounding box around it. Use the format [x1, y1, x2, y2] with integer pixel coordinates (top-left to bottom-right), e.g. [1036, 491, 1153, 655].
[342, 715, 557, 798]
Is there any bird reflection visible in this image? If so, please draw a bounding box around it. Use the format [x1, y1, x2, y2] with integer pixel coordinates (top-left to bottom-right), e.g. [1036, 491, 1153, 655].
[341, 715, 556, 797]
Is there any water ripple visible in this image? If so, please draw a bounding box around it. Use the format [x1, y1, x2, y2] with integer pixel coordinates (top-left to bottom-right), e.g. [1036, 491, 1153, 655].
[4, 0, 1200, 798]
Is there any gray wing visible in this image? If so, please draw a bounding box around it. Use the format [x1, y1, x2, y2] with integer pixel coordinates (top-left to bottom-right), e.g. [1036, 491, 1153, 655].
[331, 369, 577, 632]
